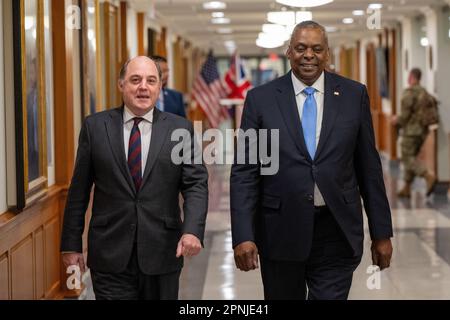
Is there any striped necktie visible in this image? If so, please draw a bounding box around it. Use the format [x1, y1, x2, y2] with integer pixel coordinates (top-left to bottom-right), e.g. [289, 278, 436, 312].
[128, 117, 143, 191]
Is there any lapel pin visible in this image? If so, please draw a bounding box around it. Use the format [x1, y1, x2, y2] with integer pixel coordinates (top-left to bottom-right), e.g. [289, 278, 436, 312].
[334, 91, 340, 96]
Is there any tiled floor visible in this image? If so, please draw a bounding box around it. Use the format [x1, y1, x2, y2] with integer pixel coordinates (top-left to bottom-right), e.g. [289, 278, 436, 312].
[80, 157, 450, 300]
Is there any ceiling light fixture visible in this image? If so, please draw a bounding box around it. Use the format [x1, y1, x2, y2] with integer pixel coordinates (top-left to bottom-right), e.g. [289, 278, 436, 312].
[262, 23, 286, 35]
[211, 17, 230, 24]
[352, 10, 364, 16]
[342, 18, 354, 24]
[420, 37, 429, 47]
[368, 3, 383, 10]
[267, 11, 312, 25]
[203, 1, 226, 10]
[217, 28, 233, 34]
[275, 0, 333, 7]
[212, 12, 225, 18]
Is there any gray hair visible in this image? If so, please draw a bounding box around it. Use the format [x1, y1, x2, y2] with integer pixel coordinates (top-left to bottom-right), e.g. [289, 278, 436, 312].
[290, 20, 329, 47]
[119, 56, 162, 82]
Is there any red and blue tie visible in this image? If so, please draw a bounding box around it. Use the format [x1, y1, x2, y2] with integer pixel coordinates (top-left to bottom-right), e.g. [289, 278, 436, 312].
[128, 117, 143, 191]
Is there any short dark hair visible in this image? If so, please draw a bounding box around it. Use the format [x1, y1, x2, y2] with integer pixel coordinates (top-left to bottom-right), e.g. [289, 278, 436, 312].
[151, 55, 168, 64]
[119, 56, 162, 81]
[290, 20, 328, 47]
[410, 68, 422, 81]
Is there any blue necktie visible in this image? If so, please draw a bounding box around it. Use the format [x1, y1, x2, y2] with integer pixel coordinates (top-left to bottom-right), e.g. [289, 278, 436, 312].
[302, 87, 317, 159]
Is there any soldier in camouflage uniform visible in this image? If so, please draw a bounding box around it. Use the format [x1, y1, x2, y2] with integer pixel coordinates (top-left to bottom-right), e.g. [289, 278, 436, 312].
[393, 68, 436, 197]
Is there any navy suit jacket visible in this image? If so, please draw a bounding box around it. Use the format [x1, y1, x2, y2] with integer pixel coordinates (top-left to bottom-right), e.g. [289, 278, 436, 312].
[163, 88, 186, 117]
[230, 71, 393, 261]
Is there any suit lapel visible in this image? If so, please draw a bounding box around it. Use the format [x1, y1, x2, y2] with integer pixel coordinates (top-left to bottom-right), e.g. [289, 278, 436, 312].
[315, 71, 340, 161]
[105, 107, 136, 194]
[275, 72, 311, 161]
[141, 108, 170, 188]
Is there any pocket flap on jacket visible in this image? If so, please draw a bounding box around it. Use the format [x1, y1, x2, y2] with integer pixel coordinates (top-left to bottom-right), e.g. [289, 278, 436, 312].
[90, 215, 108, 227]
[164, 217, 182, 230]
[343, 188, 360, 204]
[262, 195, 281, 209]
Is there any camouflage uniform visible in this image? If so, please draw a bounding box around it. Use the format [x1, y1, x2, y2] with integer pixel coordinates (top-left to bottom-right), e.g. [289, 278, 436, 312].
[397, 85, 429, 184]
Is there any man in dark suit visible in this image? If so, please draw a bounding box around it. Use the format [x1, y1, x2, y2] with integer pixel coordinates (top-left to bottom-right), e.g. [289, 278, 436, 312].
[61, 56, 208, 300]
[230, 21, 393, 300]
[152, 55, 186, 117]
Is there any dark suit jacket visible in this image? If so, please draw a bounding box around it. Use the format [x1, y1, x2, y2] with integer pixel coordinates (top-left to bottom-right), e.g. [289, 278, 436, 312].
[230, 71, 393, 261]
[61, 107, 208, 275]
[163, 88, 186, 117]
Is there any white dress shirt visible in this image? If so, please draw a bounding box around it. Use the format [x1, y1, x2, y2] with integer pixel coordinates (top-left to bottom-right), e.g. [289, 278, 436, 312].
[123, 106, 153, 177]
[291, 71, 326, 206]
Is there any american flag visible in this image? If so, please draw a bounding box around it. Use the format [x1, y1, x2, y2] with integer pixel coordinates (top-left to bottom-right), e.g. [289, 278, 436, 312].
[224, 51, 251, 99]
[192, 51, 230, 128]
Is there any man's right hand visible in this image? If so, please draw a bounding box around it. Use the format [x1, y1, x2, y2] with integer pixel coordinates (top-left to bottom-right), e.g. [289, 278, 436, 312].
[233, 241, 259, 271]
[62, 252, 86, 274]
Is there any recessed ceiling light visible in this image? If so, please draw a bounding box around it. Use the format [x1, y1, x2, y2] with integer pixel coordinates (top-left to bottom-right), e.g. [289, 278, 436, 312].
[211, 17, 230, 24]
[212, 12, 224, 18]
[217, 28, 233, 34]
[420, 37, 429, 47]
[352, 10, 364, 16]
[342, 18, 354, 24]
[262, 24, 286, 34]
[267, 11, 296, 25]
[368, 3, 383, 10]
[275, 0, 333, 7]
[203, 1, 226, 10]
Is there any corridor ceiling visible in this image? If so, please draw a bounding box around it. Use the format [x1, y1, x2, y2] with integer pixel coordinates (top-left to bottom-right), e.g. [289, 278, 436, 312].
[129, 0, 450, 55]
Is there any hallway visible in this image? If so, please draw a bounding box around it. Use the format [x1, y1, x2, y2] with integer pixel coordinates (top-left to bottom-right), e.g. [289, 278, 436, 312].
[182, 159, 450, 299]
[76, 157, 450, 300]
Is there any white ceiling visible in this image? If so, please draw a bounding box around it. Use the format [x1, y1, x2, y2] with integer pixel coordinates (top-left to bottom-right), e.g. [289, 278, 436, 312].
[129, 0, 450, 56]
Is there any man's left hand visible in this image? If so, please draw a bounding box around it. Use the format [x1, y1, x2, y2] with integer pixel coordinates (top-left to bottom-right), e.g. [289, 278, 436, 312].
[176, 234, 202, 258]
[371, 238, 393, 270]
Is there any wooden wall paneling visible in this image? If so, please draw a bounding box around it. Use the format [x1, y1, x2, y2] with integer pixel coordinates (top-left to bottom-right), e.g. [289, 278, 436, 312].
[0, 253, 9, 299]
[114, 5, 121, 106]
[103, 2, 111, 108]
[11, 235, 34, 299]
[355, 40, 360, 82]
[0, 187, 63, 299]
[95, 0, 103, 111]
[52, 0, 74, 186]
[81, 0, 89, 117]
[137, 12, 144, 56]
[120, 1, 128, 63]
[44, 216, 60, 296]
[34, 227, 44, 299]
[156, 27, 167, 57]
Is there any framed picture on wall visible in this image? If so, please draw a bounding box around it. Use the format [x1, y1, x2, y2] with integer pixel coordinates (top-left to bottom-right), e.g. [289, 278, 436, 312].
[81, 0, 101, 117]
[13, 0, 48, 210]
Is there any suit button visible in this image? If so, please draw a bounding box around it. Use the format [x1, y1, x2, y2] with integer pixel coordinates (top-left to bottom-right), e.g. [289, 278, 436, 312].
[306, 194, 314, 202]
[130, 224, 136, 230]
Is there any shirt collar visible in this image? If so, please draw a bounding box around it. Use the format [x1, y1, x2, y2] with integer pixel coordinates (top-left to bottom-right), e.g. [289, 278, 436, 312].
[123, 105, 154, 124]
[291, 71, 325, 96]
